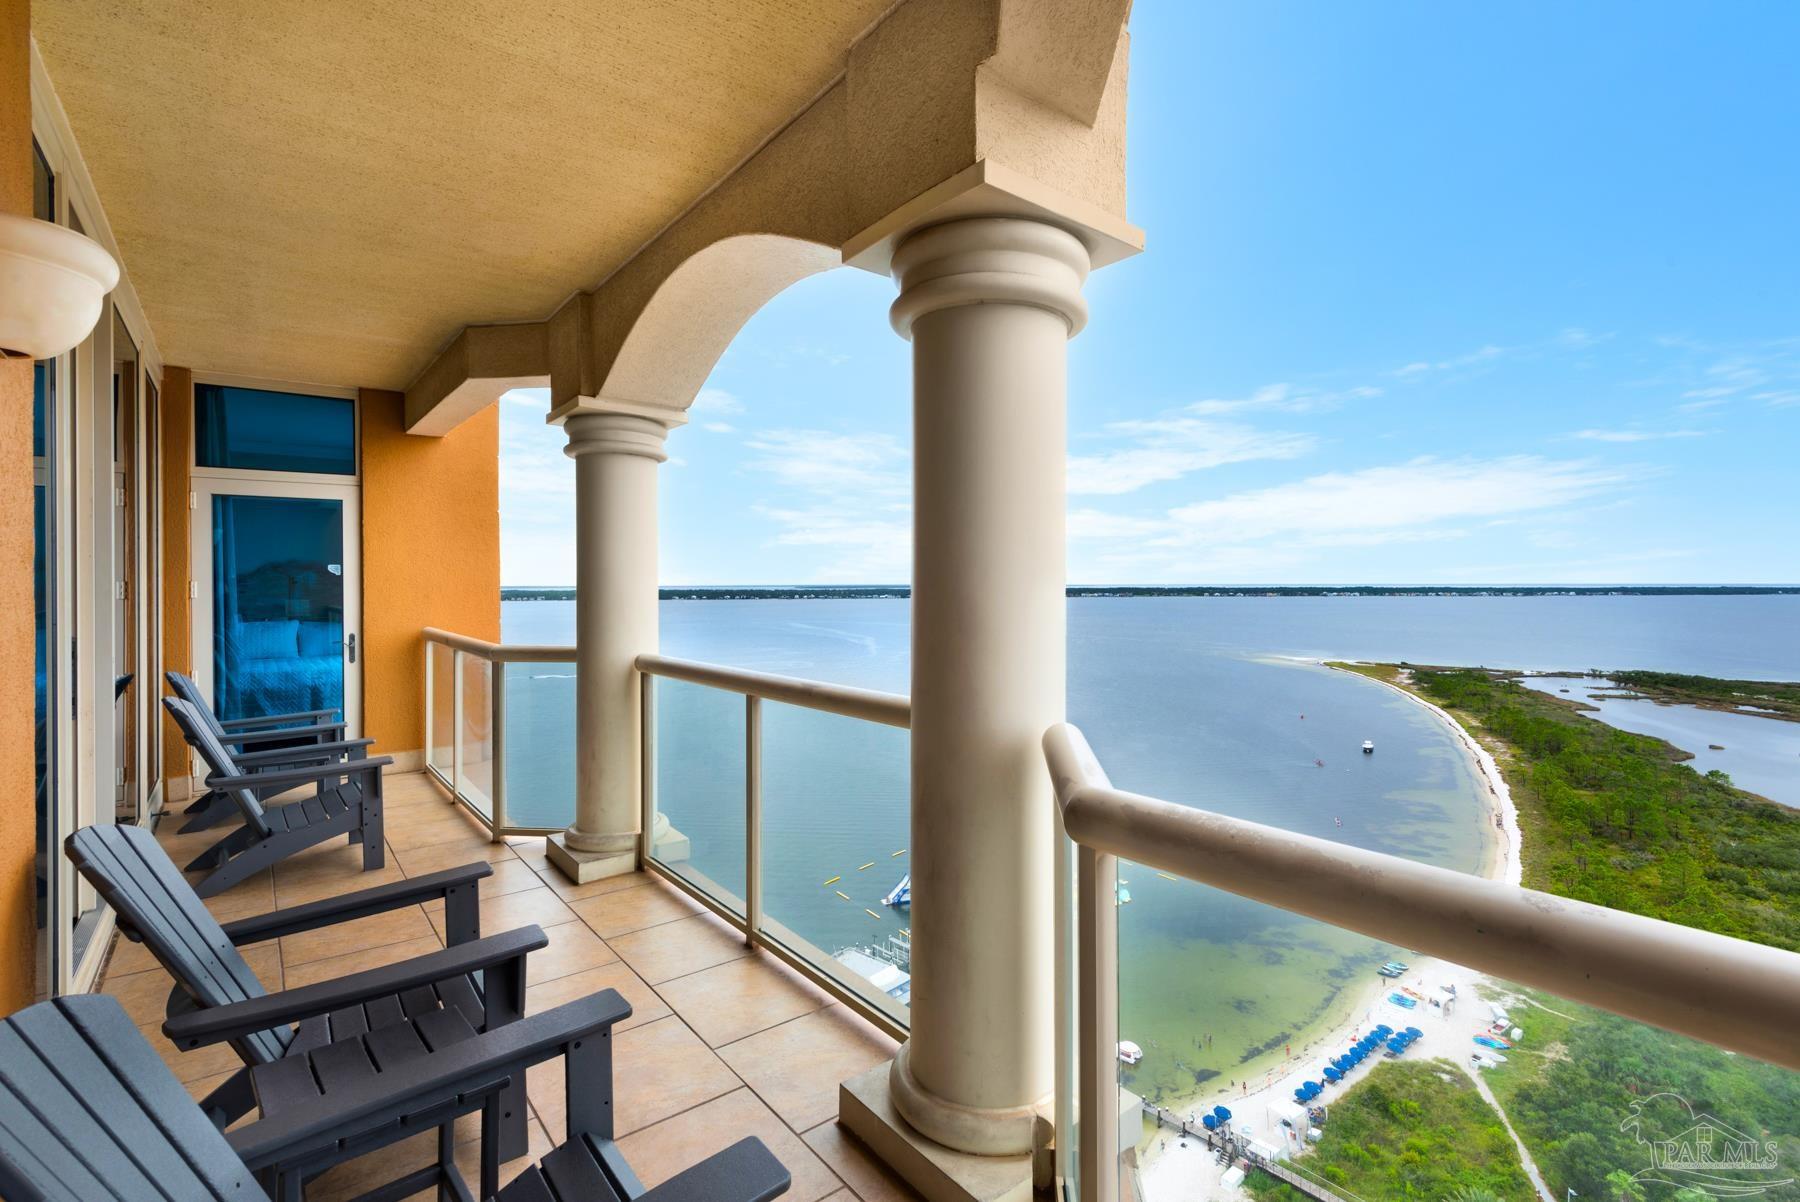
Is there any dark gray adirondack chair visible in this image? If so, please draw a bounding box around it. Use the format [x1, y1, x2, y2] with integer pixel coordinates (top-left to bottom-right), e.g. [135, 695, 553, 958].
[0, 994, 791, 1202]
[163, 695, 386, 896]
[166, 670, 350, 833]
[66, 822, 536, 1164]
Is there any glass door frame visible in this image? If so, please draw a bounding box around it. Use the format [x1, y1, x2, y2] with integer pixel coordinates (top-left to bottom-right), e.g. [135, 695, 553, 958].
[188, 474, 365, 756]
[33, 42, 169, 997]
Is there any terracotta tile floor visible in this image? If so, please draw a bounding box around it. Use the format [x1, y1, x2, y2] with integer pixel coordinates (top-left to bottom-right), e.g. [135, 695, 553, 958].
[97, 771, 922, 1201]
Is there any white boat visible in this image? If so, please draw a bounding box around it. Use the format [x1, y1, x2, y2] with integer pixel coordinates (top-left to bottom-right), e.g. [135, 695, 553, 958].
[1117, 1040, 1144, 1066]
[1362, 740, 1375, 754]
[882, 874, 911, 907]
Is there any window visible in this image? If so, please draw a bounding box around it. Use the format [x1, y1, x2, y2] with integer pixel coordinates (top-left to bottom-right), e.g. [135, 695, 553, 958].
[195, 384, 356, 475]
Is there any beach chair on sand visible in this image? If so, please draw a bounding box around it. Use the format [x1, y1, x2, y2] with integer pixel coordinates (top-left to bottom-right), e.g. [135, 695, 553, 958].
[66, 821, 545, 1155]
[166, 671, 347, 833]
[162, 695, 386, 896]
[0, 993, 791, 1202]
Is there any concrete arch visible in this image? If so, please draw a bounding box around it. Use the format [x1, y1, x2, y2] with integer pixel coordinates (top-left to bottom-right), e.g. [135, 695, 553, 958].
[591, 232, 841, 417]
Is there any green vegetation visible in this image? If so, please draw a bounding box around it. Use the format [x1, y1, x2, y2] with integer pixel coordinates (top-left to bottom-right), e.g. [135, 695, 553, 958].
[1245, 1061, 1535, 1201]
[1483, 988, 1800, 1201]
[1606, 669, 1800, 722]
[1408, 668, 1800, 951]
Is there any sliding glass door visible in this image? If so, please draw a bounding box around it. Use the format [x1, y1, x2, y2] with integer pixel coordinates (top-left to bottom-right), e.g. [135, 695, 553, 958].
[191, 480, 362, 735]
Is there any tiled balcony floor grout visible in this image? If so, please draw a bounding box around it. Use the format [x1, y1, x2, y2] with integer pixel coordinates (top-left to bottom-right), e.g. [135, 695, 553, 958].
[96, 771, 922, 1202]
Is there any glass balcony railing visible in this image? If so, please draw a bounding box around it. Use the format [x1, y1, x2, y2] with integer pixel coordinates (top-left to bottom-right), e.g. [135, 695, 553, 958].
[1044, 722, 1800, 1202]
[422, 629, 575, 836]
[419, 630, 913, 1036]
[639, 655, 913, 1035]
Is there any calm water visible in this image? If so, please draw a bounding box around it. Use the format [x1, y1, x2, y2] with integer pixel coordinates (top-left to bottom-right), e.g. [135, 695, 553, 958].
[1521, 675, 1800, 806]
[497, 594, 1800, 1105]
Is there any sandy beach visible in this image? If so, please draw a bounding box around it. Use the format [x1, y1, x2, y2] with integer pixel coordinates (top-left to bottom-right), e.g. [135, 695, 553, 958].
[1135, 661, 1525, 1200]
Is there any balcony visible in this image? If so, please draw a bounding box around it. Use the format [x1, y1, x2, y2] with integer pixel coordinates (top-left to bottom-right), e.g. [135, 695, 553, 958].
[97, 767, 919, 1201]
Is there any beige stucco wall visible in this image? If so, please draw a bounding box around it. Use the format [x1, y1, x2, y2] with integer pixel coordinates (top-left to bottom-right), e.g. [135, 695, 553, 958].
[359, 389, 500, 757]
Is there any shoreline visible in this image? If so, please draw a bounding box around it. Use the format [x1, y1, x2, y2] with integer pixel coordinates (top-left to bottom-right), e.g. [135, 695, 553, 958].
[1136, 660, 1523, 1199]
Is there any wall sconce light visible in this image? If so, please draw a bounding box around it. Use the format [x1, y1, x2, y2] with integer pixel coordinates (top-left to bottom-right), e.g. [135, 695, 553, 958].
[0, 211, 120, 359]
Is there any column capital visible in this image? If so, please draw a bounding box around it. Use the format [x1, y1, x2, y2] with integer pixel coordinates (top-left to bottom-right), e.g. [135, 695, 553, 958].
[561, 407, 678, 462]
[889, 216, 1091, 339]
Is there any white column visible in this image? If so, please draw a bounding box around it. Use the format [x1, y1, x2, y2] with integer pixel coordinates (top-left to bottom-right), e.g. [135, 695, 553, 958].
[887, 216, 1090, 1156]
[546, 410, 670, 883]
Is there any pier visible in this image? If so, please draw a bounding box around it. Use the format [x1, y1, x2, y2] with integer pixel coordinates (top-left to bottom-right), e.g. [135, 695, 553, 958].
[1141, 1101, 1360, 1202]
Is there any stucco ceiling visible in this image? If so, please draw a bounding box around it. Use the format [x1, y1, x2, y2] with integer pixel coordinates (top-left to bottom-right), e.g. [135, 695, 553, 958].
[33, 0, 896, 389]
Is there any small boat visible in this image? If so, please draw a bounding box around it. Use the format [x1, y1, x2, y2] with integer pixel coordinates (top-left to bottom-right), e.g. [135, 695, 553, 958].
[1362, 740, 1375, 754]
[1118, 1040, 1144, 1066]
[882, 875, 911, 908]
[1377, 962, 1405, 978]
[1388, 992, 1417, 1009]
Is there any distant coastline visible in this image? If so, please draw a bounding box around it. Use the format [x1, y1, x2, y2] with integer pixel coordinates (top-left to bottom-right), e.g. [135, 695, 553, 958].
[502, 583, 1800, 602]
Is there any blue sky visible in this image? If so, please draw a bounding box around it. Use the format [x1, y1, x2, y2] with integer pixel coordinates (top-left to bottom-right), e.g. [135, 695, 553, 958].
[501, 1, 1800, 587]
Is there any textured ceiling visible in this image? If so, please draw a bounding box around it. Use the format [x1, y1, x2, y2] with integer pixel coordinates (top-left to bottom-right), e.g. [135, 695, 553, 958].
[33, 0, 895, 388]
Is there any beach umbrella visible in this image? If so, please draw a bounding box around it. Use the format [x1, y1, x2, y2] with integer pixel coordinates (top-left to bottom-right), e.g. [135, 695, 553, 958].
[1202, 1114, 1218, 1131]
[1323, 1067, 1341, 1083]
[1214, 1107, 1232, 1123]
[1405, 1026, 1422, 1038]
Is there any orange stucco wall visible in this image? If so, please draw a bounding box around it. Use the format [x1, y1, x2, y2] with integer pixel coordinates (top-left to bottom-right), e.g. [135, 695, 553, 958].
[159, 367, 192, 792]
[1, 0, 36, 1013]
[359, 389, 500, 755]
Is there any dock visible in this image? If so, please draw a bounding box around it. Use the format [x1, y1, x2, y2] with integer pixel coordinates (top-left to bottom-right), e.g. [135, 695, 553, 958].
[1141, 1101, 1359, 1202]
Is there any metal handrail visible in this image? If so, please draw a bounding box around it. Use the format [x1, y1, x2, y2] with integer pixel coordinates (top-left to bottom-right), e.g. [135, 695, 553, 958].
[422, 626, 576, 663]
[1044, 720, 1800, 1200]
[636, 653, 911, 728]
[421, 629, 574, 838]
[634, 655, 913, 1040]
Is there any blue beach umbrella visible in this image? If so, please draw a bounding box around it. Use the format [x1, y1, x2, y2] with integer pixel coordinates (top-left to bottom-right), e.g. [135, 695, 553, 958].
[1214, 1107, 1232, 1123]
[1202, 1113, 1218, 1131]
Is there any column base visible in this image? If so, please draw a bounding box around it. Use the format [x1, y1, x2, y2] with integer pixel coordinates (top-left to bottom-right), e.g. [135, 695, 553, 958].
[838, 1062, 1042, 1202]
[545, 833, 637, 884]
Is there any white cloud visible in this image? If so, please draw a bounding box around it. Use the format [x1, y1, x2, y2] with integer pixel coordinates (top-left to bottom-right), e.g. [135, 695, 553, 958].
[744, 429, 908, 496]
[1183, 381, 1379, 417]
[702, 421, 736, 434]
[691, 387, 744, 415]
[742, 430, 911, 581]
[1568, 428, 1706, 443]
[1159, 456, 1636, 547]
[1391, 344, 1505, 377]
[1067, 417, 1314, 496]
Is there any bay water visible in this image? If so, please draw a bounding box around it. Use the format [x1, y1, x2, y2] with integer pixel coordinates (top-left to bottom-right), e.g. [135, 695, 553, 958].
[497, 594, 1799, 1107]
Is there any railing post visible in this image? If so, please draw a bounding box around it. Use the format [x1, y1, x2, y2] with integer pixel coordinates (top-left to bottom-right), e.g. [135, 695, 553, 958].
[746, 693, 762, 946]
[423, 636, 434, 779]
[451, 648, 465, 806]
[638, 672, 655, 869]
[489, 656, 507, 841]
[1054, 812, 1078, 1198]
[1077, 842, 1119, 1202]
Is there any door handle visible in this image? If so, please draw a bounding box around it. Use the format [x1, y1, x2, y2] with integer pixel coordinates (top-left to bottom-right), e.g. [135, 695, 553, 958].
[347, 633, 357, 664]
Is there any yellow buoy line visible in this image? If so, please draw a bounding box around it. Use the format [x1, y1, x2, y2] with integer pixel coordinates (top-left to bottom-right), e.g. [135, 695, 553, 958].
[891, 849, 906, 857]
[822, 875, 841, 886]
[857, 861, 876, 871]
[864, 909, 882, 920]
[834, 890, 851, 901]
[1155, 871, 1179, 881]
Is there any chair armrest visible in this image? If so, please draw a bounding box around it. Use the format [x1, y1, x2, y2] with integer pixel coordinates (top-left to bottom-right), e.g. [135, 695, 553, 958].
[638, 1137, 792, 1202]
[232, 737, 373, 766]
[164, 926, 548, 1050]
[220, 721, 348, 747]
[228, 990, 633, 1173]
[206, 755, 392, 794]
[221, 862, 493, 944]
[218, 707, 340, 729]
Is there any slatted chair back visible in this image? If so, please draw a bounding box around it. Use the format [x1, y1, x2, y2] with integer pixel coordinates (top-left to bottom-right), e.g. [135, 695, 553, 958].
[163, 696, 273, 838]
[66, 823, 292, 1065]
[165, 670, 237, 747]
[0, 995, 260, 1202]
